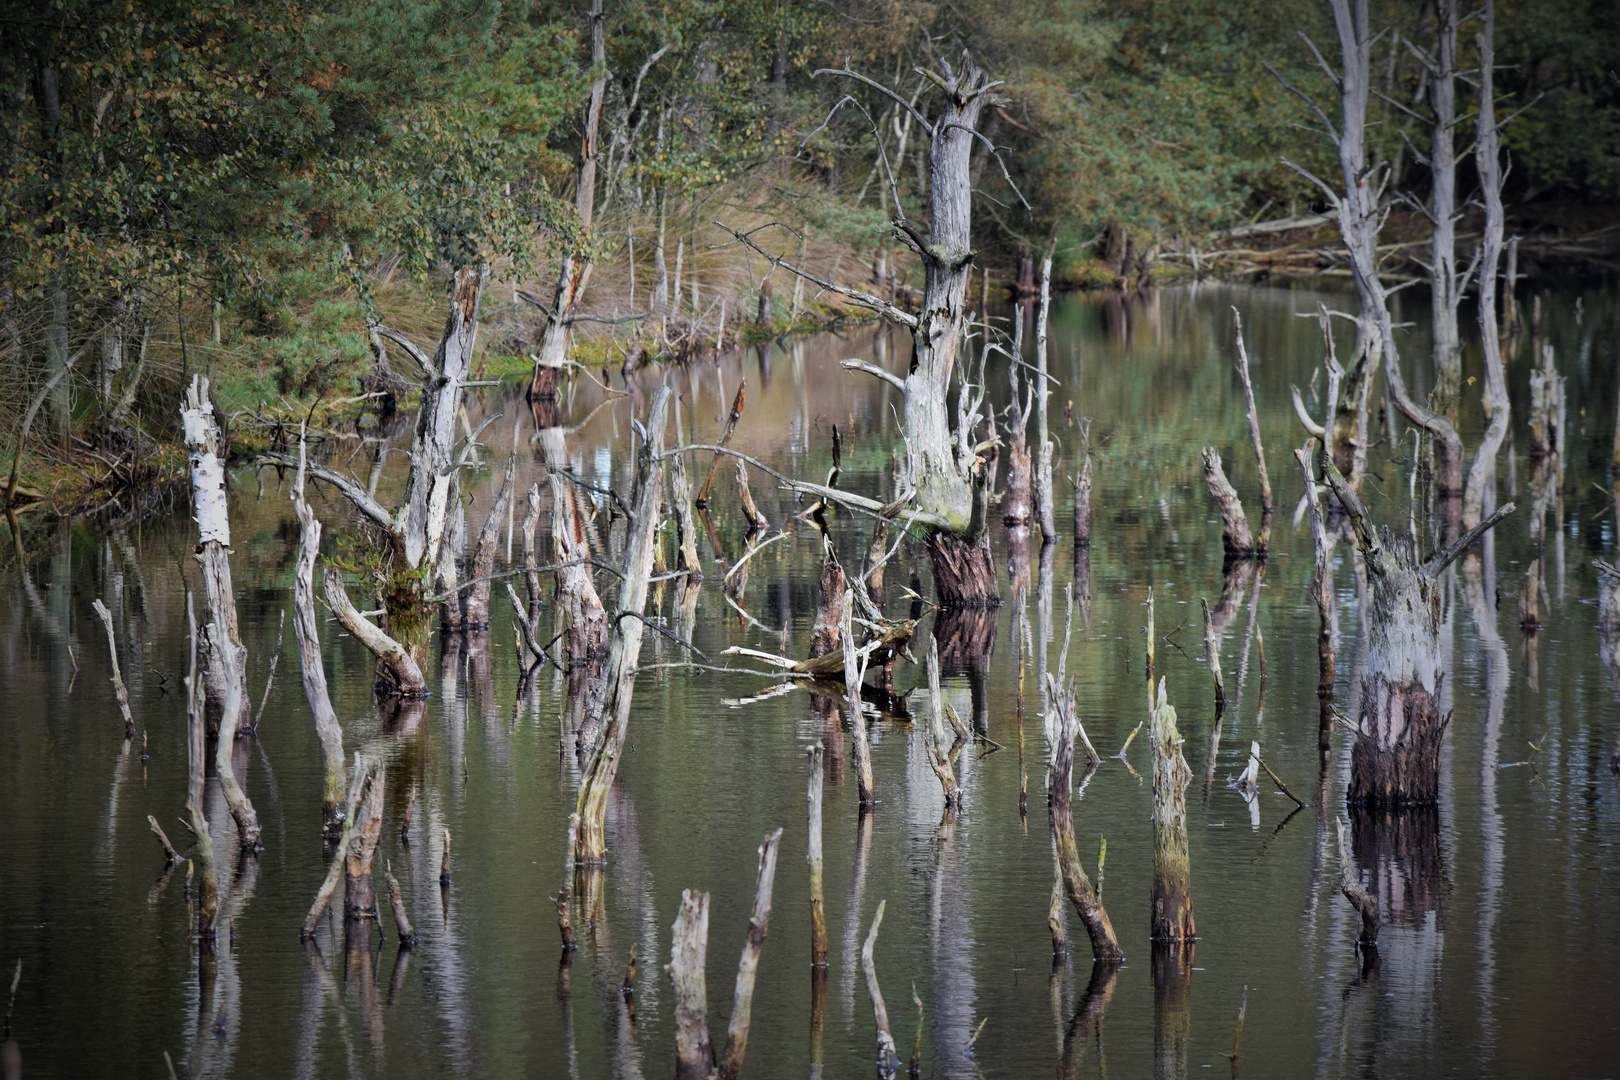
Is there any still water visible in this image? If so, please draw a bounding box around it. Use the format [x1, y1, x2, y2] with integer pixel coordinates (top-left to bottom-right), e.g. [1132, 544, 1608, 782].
[3, 278, 1619, 1079]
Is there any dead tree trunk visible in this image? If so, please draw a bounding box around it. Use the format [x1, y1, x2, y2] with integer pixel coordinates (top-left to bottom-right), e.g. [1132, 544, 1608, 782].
[1426, 0, 1464, 412]
[668, 889, 715, 1080]
[1072, 454, 1092, 546]
[1231, 310, 1272, 550]
[462, 460, 514, 629]
[840, 599, 876, 805]
[861, 900, 903, 1080]
[302, 266, 485, 668]
[574, 388, 671, 864]
[669, 396, 704, 583]
[1046, 674, 1123, 962]
[530, 0, 607, 399]
[343, 759, 385, 922]
[1335, 816, 1380, 945]
[181, 376, 250, 733]
[923, 638, 962, 808]
[1462, 0, 1510, 532]
[291, 434, 347, 841]
[1200, 448, 1259, 558]
[715, 828, 782, 1080]
[1149, 679, 1194, 942]
[1316, 444, 1513, 806]
[1034, 258, 1058, 542]
[808, 539, 846, 660]
[324, 567, 426, 697]
[183, 595, 218, 942]
[813, 59, 1011, 607]
[1004, 307, 1032, 527]
[1296, 441, 1339, 749]
[807, 744, 827, 966]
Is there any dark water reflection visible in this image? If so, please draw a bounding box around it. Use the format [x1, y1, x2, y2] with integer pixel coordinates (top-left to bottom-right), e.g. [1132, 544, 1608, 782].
[3, 277, 1620, 1078]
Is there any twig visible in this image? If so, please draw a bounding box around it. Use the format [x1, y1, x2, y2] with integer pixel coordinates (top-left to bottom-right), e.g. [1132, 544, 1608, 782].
[1257, 757, 1308, 808]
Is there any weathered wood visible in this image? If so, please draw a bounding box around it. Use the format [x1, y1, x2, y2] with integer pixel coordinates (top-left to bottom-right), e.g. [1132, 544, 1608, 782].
[1231, 309, 1272, 550]
[520, 483, 544, 613]
[575, 389, 671, 863]
[1426, 0, 1465, 410]
[715, 828, 783, 1080]
[1200, 599, 1224, 708]
[1296, 441, 1338, 748]
[291, 434, 347, 840]
[439, 828, 452, 886]
[1034, 258, 1058, 542]
[1046, 673, 1122, 962]
[1149, 679, 1195, 942]
[1072, 454, 1093, 547]
[1527, 343, 1563, 463]
[1004, 305, 1032, 527]
[1317, 443, 1513, 806]
[323, 566, 427, 697]
[808, 540, 846, 660]
[861, 900, 902, 1080]
[343, 759, 386, 921]
[1335, 816, 1380, 945]
[462, 459, 514, 628]
[301, 752, 368, 940]
[557, 812, 579, 951]
[735, 459, 770, 532]
[529, 0, 607, 398]
[1200, 447, 1257, 557]
[840, 596, 876, 805]
[923, 638, 962, 808]
[667, 889, 715, 1080]
[385, 861, 416, 946]
[147, 815, 181, 865]
[696, 382, 746, 508]
[90, 599, 135, 738]
[183, 595, 217, 942]
[198, 610, 260, 850]
[181, 376, 251, 732]
[1048, 866, 1067, 957]
[668, 396, 704, 583]
[807, 744, 827, 967]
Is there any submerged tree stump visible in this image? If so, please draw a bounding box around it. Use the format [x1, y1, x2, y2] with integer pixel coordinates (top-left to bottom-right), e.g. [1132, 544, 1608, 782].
[1200, 446, 1260, 559]
[1316, 444, 1513, 807]
[1149, 679, 1195, 943]
[1046, 674, 1122, 962]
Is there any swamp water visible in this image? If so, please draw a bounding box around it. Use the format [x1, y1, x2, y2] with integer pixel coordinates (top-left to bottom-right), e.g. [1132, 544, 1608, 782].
[2, 279, 1618, 1079]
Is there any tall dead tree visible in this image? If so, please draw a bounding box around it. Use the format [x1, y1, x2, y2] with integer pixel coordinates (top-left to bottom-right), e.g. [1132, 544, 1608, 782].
[1462, 0, 1510, 532]
[1419, 0, 1466, 412]
[1033, 258, 1058, 543]
[1277, 0, 1466, 543]
[1315, 443, 1513, 806]
[182, 377, 260, 851]
[184, 595, 218, 943]
[574, 388, 672, 865]
[296, 266, 486, 674]
[291, 433, 347, 840]
[735, 56, 1020, 606]
[529, 0, 607, 399]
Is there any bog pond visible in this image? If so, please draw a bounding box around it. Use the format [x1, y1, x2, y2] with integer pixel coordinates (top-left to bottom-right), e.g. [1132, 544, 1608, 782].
[3, 277, 1619, 1079]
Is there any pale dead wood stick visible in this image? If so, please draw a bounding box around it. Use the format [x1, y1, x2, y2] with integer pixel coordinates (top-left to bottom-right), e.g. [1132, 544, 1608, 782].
[696, 382, 746, 508]
[715, 828, 783, 1080]
[147, 815, 181, 865]
[90, 599, 135, 738]
[862, 900, 903, 1079]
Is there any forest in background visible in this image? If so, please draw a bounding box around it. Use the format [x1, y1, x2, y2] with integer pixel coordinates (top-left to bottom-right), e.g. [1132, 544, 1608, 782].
[1, 0, 1617, 507]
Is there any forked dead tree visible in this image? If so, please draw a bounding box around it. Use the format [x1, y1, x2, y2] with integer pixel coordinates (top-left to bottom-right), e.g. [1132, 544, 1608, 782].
[1045, 674, 1122, 962]
[529, 0, 607, 400]
[294, 266, 487, 674]
[1314, 442, 1513, 806]
[729, 55, 1023, 607]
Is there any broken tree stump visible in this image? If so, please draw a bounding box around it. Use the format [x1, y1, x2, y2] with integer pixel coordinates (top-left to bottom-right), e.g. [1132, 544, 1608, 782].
[1150, 679, 1195, 943]
[1201, 446, 1260, 558]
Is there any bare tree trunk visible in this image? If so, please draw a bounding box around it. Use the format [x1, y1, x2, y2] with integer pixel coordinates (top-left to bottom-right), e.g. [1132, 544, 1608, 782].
[1316, 445, 1512, 806]
[861, 901, 903, 1080]
[840, 600, 875, 805]
[1034, 259, 1058, 542]
[575, 389, 671, 863]
[1072, 454, 1092, 546]
[184, 595, 218, 942]
[1149, 680, 1194, 942]
[808, 543, 846, 660]
[807, 744, 827, 966]
[343, 759, 385, 922]
[668, 890, 715, 1080]
[1463, 4, 1510, 537]
[324, 566, 426, 696]
[1232, 310, 1272, 549]
[292, 435, 346, 840]
[923, 638, 962, 807]
[530, 0, 607, 399]
[462, 460, 513, 629]
[1296, 442, 1339, 749]
[715, 829, 782, 1080]
[1046, 674, 1122, 961]
[1428, 0, 1463, 412]
[1200, 448, 1258, 558]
